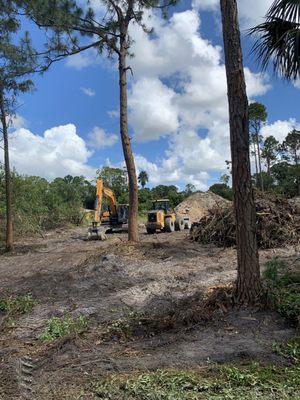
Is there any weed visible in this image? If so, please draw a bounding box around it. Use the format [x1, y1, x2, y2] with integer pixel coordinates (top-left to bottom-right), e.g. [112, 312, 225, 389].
[263, 258, 300, 323]
[0, 293, 37, 316]
[263, 259, 284, 281]
[93, 364, 300, 399]
[40, 314, 88, 341]
[273, 337, 300, 363]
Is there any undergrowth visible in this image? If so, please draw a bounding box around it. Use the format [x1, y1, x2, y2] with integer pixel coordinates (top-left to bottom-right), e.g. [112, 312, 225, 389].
[93, 363, 300, 399]
[40, 314, 88, 341]
[263, 258, 300, 322]
[0, 293, 37, 316]
[273, 336, 300, 363]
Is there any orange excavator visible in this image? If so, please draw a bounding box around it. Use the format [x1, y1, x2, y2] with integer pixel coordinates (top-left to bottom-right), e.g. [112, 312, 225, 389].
[87, 178, 129, 240]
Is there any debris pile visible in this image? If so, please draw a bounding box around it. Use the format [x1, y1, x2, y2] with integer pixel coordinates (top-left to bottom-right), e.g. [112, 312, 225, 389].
[190, 195, 300, 249]
[175, 191, 229, 223]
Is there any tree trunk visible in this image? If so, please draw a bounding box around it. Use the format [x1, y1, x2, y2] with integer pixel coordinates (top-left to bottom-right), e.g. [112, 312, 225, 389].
[0, 89, 13, 251]
[256, 132, 264, 191]
[253, 141, 259, 186]
[220, 0, 261, 304]
[266, 158, 271, 176]
[118, 42, 139, 242]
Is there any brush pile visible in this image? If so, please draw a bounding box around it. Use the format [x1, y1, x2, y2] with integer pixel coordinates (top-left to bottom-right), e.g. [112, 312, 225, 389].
[190, 194, 300, 249]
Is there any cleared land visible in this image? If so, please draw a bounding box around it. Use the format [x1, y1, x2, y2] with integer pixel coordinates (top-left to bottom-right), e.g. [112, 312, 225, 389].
[0, 227, 299, 399]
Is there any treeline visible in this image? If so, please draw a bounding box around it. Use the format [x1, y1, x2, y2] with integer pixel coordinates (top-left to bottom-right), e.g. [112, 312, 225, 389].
[209, 128, 299, 200]
[0, 171, 95, 238]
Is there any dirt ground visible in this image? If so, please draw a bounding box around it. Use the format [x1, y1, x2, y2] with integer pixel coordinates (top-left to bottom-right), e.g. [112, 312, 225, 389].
[0, 227, 298, 399]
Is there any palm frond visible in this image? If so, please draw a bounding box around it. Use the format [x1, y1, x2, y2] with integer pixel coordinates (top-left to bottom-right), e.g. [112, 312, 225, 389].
[249, 0, 300, 81]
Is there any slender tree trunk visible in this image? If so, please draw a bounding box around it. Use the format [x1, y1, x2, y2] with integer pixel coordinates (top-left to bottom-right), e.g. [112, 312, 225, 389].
[296, 157, 300, 196]
[220, 0, 261, 304]
[256, 132, 264, 191]
[253, 142, 259, 186]
[266, 158, 270, 176]
[118, 39, 139, 242]
[0, 89, 13, 251]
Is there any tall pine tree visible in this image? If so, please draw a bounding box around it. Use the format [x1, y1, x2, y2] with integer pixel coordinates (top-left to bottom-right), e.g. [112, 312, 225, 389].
[0, 1, 37, 250]
[21, 0, 175, 242]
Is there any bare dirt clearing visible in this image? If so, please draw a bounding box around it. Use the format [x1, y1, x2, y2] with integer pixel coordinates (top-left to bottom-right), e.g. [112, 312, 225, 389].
[0, 227, 298, 399]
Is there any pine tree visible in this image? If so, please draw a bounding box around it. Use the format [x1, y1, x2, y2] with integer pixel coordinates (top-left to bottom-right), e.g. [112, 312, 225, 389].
[220, 0, 261, 304]
[22, 0, 175, 242]
[0, 1, 37, 251]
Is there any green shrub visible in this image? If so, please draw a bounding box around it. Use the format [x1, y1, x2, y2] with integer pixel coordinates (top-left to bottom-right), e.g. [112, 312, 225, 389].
[0, 293, 37, 316]
[40, 314, 88, 341]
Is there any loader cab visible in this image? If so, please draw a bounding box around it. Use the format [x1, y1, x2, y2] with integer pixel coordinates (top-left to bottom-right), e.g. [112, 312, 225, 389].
[152, 199, 170, 213]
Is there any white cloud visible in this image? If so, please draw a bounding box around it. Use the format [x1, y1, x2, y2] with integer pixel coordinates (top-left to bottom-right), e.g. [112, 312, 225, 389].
[6, 114, 27, 130]
[129, 78, 179, 141]
[192, 0, 273, 27]
[134, 153, 210, 190]
[1, 124, 95, 180]
[87, 126, 118, 149]
[65, 48, 100, 70]
[80, 87, 96, 97]
[126, 9, 270, 188]
[261, 119, 300, 143]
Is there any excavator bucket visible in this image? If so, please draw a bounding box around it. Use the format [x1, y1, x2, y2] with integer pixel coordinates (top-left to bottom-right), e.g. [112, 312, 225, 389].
[87, 222, 107, 241]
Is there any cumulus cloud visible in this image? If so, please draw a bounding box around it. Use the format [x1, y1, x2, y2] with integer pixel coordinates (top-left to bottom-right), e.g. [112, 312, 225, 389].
[61, 5, 279, 189]
[126, 9, 270, 188]
[261, 119, 300, 143]
[1, 124, 95, 180]
[129, 78, 179, 141]
[192, 0, 273, 27]
[65, 48, 100, 70]
[87, 126, 118, 149]
[7, 114, 27, 130]
[80, 87, 96, 97]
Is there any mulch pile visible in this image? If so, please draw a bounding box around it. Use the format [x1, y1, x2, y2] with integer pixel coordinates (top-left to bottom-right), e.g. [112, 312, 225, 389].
[190, 194, 300, 249]
[175, 191, 229, 223]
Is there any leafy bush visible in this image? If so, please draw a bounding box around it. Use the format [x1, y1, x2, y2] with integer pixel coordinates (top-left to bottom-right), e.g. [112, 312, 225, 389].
[40, 314, 88, 341]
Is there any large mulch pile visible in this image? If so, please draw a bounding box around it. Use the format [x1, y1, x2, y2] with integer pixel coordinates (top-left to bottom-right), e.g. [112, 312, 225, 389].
[175, 191, 229, 223]
[190, 194, 300, 249]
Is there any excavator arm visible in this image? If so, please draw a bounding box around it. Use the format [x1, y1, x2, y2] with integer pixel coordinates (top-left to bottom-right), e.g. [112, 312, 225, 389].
[94, 178, 103, 223]
[103, 187, 118, 216]
[94, 178, 118, 223]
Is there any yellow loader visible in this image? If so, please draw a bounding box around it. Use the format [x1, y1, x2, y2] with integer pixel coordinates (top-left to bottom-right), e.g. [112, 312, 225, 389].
[145, 199, 191, 234]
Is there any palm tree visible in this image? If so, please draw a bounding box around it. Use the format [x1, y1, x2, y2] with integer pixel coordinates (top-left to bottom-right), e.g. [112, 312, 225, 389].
[138, 171, 149, 189]
[250, 0, 300, 81]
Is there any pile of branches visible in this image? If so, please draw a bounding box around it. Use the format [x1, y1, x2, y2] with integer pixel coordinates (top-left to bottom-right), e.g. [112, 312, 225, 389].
[190, 194, 300, 249]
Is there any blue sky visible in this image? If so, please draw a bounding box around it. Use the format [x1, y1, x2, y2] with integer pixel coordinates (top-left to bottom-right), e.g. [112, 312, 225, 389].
[6, 0, 300, 190]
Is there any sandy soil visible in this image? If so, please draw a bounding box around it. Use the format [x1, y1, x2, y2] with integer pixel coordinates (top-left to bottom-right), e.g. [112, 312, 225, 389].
[0, 227, 298, 399]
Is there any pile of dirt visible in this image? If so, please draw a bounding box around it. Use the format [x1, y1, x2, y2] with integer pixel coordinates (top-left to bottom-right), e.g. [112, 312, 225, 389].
[175, 191, 230, 223]
[190, 194, 300, 249]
